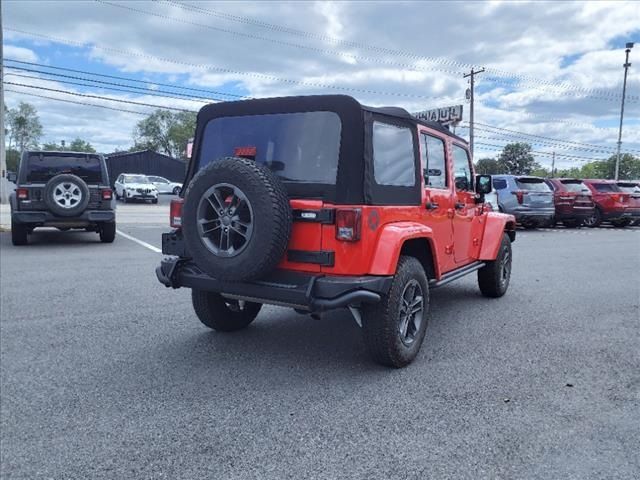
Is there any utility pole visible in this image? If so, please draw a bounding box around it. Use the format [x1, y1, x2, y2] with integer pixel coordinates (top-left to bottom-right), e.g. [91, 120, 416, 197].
[615, 43, 633, 181]
[463, 67, 485, 160]
[0, 0, 7, 205]
[551, 151, 555, 178]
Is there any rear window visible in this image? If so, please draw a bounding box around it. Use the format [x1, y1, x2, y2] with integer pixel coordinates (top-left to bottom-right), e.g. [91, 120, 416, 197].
[593, 183, 619, 193]
[515, 178, 550, 192]
[199, 111, 341, 184]
[560, 180, 590, 193]
[25, 154, 103, 183]
[616, 183, 640, 193]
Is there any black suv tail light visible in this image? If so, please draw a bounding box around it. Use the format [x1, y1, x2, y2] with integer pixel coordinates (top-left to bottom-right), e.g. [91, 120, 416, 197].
[102, 189, 113, 200]
[170, 199, 184, 228]
[335, 208, 361, 242]
[17, 188, 29, 200]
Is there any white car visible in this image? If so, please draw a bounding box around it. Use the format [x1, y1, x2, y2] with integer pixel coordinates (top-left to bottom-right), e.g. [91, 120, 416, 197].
[114, 174, 159, 204]
[148, 175, 182, 195]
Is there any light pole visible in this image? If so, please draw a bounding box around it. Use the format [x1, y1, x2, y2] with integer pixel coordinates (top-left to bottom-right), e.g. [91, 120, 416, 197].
[615, 42, 633, 181]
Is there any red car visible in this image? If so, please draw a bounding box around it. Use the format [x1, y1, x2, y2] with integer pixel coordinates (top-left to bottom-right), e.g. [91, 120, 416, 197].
[582, 179, 633, 227]
[157, 95, 516, 367]
[616, 181, 640, 226]
[544, 178, 595, 227]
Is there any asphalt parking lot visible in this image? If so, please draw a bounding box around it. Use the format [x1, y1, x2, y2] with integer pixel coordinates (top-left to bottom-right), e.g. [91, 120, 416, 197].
[1, 202, 639, 479]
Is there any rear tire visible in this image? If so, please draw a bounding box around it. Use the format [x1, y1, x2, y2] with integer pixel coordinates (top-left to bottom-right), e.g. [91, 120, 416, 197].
[611, 218, 631, 228]
[192, 289, 261, 332]
[584, 208, 601, 228]
[478, 233, 512, 298]
[11, 219, 28, 246]
[99, 222, 116, 243]
[152, 198, 158, 204]
[362, 256, 430, 368]
[172, 186, 181, 195]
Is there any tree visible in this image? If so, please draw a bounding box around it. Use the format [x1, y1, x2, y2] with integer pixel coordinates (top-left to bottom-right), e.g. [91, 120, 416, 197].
[42, 138, 96, 153]
[497, 142, 541, 175]
[475, 157, 501, 174]
[6, 102, 43, 152]
[133, 109, 196, 159]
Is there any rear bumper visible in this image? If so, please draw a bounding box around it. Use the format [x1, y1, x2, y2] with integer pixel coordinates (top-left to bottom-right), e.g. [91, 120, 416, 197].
[12, 210, 115, 226]
[511, 207, 555, 223]
[600, 208, 633, 221]
[156, 257, 392, 312]
[554, 206, 595, 221]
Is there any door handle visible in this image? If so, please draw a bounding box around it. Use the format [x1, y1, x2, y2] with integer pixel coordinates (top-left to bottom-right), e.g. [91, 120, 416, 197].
[425, 201, 439, 210]
[455, 202, 465, 210]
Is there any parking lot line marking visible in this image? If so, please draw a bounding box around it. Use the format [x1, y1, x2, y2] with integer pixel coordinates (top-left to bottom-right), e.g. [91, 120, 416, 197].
[116, 229, 162, 253]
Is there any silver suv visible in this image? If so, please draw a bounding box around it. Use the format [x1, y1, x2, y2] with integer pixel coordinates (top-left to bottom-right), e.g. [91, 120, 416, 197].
[492, 175, 554, 228]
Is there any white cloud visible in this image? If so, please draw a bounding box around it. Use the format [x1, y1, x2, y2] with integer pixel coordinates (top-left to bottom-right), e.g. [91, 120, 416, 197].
[4, 45, 38, 62]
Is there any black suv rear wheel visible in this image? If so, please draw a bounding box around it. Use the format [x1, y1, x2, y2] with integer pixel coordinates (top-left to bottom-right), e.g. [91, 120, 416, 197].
[362, 256, 430, 368]
[99, 222, 116, 243]
[11, 218, 29, 246]
[192, 289, 262, 331]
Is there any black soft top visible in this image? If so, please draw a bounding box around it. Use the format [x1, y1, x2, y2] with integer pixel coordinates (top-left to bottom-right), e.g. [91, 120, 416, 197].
[190, 95, 464, 204]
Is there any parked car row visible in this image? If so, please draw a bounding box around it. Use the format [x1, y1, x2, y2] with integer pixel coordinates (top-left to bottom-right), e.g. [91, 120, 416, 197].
[489, 175, 640, 228]
[113, 173, 182, 203]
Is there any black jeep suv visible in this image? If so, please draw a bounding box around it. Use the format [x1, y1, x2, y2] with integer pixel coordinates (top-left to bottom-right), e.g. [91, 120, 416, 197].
[10, 151, 116, 245]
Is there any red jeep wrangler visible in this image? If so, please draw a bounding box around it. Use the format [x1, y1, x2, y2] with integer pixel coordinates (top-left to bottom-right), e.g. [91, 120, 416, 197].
[157, 95, 516, 367]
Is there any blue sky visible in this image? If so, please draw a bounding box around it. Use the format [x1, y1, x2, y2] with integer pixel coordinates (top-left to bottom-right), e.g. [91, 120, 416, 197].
[3, 0, 640, 169]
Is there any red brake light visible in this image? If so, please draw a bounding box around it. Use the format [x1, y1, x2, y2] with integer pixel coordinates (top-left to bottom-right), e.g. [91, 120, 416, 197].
[17, 188, 29, 200]
[511, 190, 524, 204]
[102, 189, 113, 200]
[234, 146, 257, 159]
[335, 208, 361, 242]
[170, 199, 184, 228]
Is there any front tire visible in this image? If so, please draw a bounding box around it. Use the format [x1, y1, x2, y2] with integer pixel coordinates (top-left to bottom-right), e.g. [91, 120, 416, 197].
[478, 233, 512, 298]
[362, 256, 430, 368]
[11, 219, 29, 246]
[611, 218, 631, 228]
[192, 289, 262, 332]
[172, 186, 181, 195]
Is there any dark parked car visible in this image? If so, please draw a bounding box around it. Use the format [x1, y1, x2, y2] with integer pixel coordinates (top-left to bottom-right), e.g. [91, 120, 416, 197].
[492, 175, 555, 228]
[9, 150, 116, 245]
[615, 181, 640, 226]
[544, 178, 595, 228]
[581, 179, 635, 227]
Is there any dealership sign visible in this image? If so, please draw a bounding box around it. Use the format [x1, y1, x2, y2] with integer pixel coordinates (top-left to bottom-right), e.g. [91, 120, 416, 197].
[413, 105, 463, 125]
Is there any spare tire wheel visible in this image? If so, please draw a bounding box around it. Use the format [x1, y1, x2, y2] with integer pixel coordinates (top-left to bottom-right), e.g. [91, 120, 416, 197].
[43, 174, 90, 217]
[182, 157, 292, 282]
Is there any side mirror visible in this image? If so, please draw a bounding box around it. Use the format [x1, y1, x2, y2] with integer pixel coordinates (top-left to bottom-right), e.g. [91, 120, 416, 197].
[476, 174, 492, 195]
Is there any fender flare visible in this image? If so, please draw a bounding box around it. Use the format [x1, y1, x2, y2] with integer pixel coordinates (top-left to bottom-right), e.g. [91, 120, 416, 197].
[369, 222, 439, 276]
[478, 212, 516, 260]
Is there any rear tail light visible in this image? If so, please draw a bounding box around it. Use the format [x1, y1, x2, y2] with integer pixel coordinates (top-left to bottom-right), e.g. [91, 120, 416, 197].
[17, 188, 29, 200]
[170, 198, 184, 228]
[511, 190, 524, 204]
[102, 189, 113, 200]
[335, 208, 361, 242]
[558, 195, 574, 201]
[234, 146, 257, 159]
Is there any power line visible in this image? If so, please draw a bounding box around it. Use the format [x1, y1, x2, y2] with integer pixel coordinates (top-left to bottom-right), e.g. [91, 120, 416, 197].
[4, 88, 152, 116]
[4, 81, 198, 112]
[4, 58, 247, 98]
[461, 121, 640, 154]
[474, 142, 602, 162]
[163, 0, 638, 101]
[4, 71, 217, 104]
[471, 133, 630, 156]
[5, 28, 457, 101]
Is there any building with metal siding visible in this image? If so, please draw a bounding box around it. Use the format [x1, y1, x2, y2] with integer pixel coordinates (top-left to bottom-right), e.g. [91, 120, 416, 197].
[105, 150, 187, 187]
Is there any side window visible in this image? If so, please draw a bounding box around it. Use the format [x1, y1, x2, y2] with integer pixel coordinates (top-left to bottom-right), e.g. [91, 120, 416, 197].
[372, 122, 416, 187]
[117, 175, 123, 183]
[452, 145, 473, 191]
[421, 134, 447, 189]
[492, 178, 507, 190]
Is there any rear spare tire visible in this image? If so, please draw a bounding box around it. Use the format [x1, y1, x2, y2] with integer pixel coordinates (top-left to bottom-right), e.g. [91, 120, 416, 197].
[182, 157, 292, 282]
[43, 174, 90, 217]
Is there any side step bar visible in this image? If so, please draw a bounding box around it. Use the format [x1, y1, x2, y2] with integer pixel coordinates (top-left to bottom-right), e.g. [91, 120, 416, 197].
[429, 261, 485, 289]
